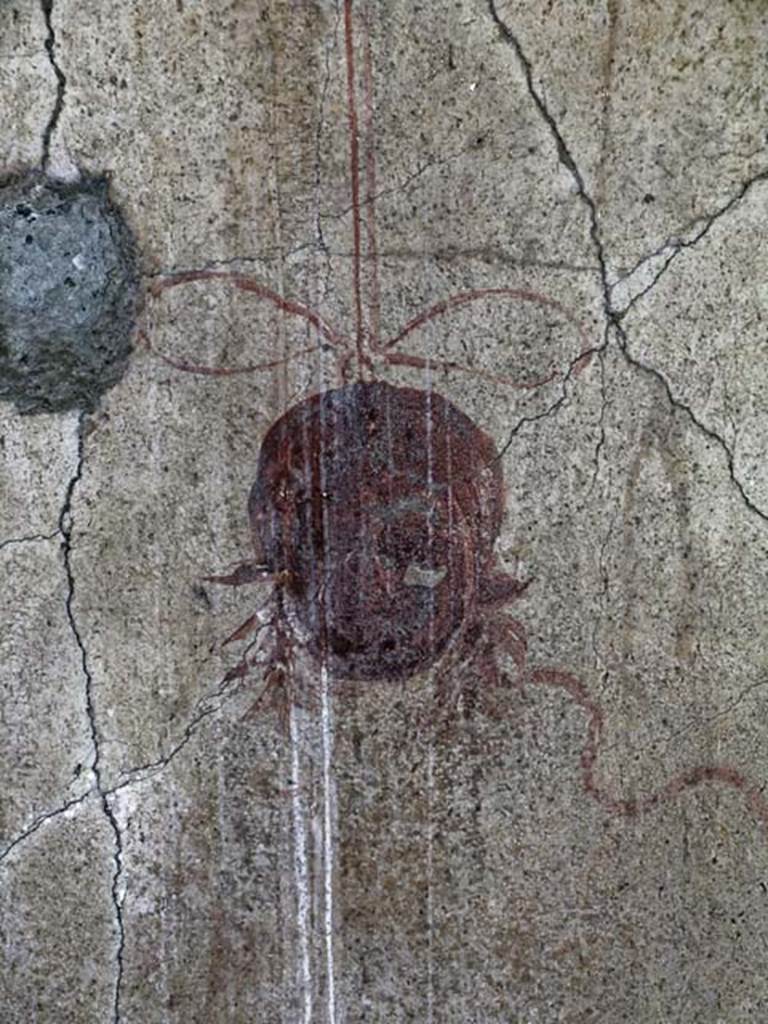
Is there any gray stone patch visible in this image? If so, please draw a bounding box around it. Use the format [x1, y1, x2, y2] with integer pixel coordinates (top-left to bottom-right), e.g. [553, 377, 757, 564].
[0, 172, 138, 414]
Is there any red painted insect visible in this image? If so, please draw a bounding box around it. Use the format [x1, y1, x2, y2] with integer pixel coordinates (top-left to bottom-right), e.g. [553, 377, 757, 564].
[143, 2, 589, 725]
[140, 0, 768, 825]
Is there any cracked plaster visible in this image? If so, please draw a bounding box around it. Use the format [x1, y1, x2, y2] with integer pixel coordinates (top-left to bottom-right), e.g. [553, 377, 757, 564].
[0, 797, 119, 1023]
[494, 0, 768, 281]
[0, 536, 91, 858]
[2, 1, 768, 1022]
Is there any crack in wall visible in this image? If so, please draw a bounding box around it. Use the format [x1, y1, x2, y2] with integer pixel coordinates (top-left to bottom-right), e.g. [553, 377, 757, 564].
[590, 507, 619, 676]
[109, 343, 600, 800]
[59, 414, 126, 1024]
[144, 250, 598, 279]
[595, 676, 768, 764]
[615, 328, 768, 524]
[491, 0, 768, 324]
[486, 0, 768, 530]
[487, 0, 611, 317]
[320, 140, 474, 225]
[40, 0, 66, 171]
[487, 0, 618, 497]
[107, 677, 242, 796]
[0, 529, 59, 552]
[0, 791, 91, 867]
[587, 346, 609, 495]
[6, 11, 763, 1011]
[495, 339, 601, 462]
[644, 678, 768, 760]
[612, 166, 768, 316]
[484, 0, 768, 813]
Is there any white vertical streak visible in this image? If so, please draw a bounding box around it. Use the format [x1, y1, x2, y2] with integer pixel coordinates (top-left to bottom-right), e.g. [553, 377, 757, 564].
[321, 662, 337, 1023]
[215, 747, 236, 1019]
[424, 359, 436, 1024]
[289, 706, 314, 1024]
[426, 740, 436, 1024]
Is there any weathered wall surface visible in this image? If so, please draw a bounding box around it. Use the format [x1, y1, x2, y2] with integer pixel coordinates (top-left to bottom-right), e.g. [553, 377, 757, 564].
[2, 2, 767, 1022]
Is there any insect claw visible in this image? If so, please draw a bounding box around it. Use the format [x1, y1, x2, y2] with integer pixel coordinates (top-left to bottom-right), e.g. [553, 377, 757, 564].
[265, 663, 287, 687]
[221, 613, 260, 647]
[203, 561, 271, 587]
[223, 660, 251, 683]
[480, 572, 533, 608]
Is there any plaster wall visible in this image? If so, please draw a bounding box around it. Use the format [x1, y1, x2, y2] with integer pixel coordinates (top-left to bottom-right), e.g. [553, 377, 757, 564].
[1, 2, 768, 1022]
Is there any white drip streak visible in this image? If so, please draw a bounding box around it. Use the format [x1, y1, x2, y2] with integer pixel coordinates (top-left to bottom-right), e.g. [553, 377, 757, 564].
[289, 706, 314, 1024]
[426, 741, 436, 1024]
[424, 361, 436, 1024]
[320, 661, 337, 1023]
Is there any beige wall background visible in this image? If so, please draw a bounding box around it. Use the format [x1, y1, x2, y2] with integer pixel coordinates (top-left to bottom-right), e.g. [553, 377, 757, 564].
[2, 2, 768, 1021]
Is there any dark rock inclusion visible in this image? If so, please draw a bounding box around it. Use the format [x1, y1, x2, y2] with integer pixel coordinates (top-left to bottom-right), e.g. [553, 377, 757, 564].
[0, 172, 138, 414]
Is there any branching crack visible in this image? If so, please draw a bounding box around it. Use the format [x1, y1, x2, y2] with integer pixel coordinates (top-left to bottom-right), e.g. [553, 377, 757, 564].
[59, 414, 125, 1024]
[109, 675, 245, 797]
[488, 0, 611, 317]
[40, 0, 67, 171]
[613, 166, 768, 317]
[495, 341, 603, 461]
[616, 326, 768, 524]
[486, 1, 768, 529]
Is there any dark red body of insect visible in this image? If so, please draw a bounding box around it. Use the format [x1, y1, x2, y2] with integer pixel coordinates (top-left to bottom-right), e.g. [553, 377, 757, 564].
[249, 380, 519, 681]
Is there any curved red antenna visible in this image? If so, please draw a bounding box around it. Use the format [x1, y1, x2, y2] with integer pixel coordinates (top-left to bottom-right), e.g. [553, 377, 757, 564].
[142, 269, 346, 376]
[380, 286, 595, 388]
[143, 6, 597, 392]
[341, 4, 595, 388]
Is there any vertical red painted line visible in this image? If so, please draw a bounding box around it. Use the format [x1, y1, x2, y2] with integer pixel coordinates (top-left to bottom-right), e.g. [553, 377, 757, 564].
[343, 0, 366, 370]
[360, 4, 381, 350]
